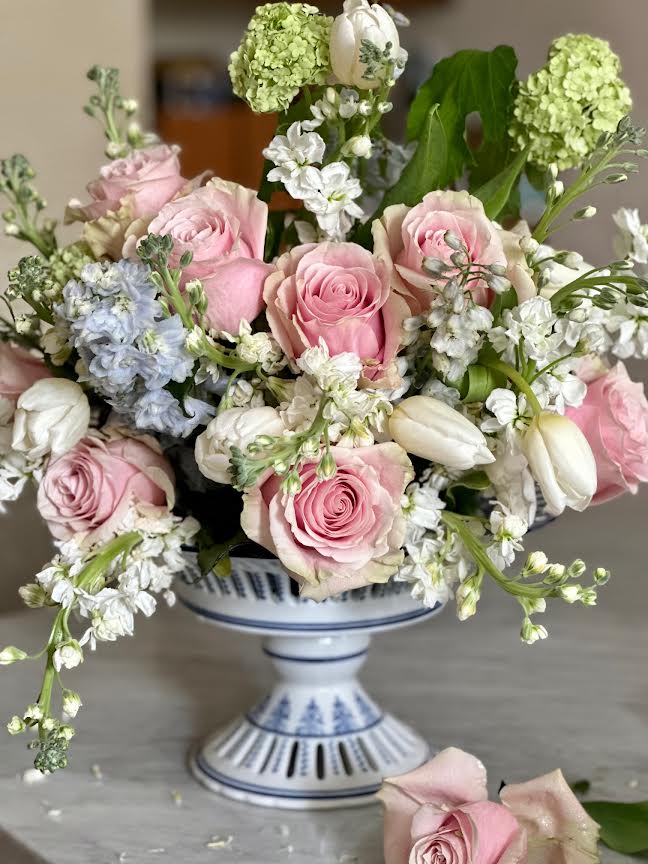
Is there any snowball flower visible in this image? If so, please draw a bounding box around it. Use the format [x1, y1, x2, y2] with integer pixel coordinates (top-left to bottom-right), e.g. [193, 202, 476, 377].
[229, 3, 333, 114]
[12, 379, 90, 460]
[510, 34, 632, 170]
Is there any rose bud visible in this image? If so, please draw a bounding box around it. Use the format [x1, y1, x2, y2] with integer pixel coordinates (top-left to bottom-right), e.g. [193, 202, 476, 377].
[389, 395, 495, 470]
[521, 412, 597, 515]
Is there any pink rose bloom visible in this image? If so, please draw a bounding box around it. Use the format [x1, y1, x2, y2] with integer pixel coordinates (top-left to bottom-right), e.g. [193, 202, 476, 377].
[566, 361, 648, 503]
[147, 178, 273, 335]
[265, 242, 408, 388]
[68, 145, 187, 223]
[0, 342, 51, 401]
[37, 431, 174, 543]
[373, 190, 507, 313]
[241, 443, 412, 600]
[379, 748, 599, 864]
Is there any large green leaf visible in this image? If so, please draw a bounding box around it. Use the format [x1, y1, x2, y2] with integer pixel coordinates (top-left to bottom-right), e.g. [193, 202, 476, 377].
[354, 105, 447, 246]
[584, 801, 648, 855]
[406, 46, 518, 191]
[473, 147, 529, 220]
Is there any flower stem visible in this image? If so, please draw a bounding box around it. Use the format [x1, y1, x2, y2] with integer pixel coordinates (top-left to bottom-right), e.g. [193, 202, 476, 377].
[483, 359, 543, 415]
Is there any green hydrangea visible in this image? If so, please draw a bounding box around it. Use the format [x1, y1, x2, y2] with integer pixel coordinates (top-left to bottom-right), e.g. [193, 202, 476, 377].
[510, 34, 632, 170]
[229, 3, 333, 114]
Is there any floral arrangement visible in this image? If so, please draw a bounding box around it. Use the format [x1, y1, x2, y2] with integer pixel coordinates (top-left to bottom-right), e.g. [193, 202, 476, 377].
[1, 0, 648, 774]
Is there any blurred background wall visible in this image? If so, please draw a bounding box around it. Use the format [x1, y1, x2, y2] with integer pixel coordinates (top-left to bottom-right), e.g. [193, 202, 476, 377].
[0, 0, 646, 610]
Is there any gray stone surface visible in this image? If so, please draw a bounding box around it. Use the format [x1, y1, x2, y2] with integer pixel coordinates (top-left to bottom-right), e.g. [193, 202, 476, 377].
[0, 488, 646, 863]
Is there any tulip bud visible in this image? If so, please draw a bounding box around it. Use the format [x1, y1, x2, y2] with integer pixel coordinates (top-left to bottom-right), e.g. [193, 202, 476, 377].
[521, 413, 597, 515]
[330, 0, 402, 90]
[389, 396, 495, 470]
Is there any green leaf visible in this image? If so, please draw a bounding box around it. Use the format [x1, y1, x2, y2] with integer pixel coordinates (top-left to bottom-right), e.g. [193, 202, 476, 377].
[197, 529, 247, 578]
[406, 46, 518, 190]
[584, 801, 648, 854]
[354, 105, 447, 246]
[473, 147, 529, 220]
[460, 364, 506, 403]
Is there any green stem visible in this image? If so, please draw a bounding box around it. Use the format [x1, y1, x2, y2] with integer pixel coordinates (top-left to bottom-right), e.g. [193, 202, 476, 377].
[442, 512, 546, 600]
[483, 359, 543, 415]
[532, 149, 617, 244]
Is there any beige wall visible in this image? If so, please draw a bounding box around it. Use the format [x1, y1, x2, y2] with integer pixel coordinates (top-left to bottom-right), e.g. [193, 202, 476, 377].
[0, 0, 151, 609]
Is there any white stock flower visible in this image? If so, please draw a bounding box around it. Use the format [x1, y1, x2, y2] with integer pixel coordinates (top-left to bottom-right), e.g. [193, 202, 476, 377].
[404, 483, 446, 532]
[390, 395, 495, 470]
[264, 122, 326, 179]
[235, 321, 286, 373]
[612, 207, 648, 272]
[300, 162, 364, 240]
[12, 378, 90, 460]
[487, 506, 527, 569]
[53, 640, 83, 672]
[420, 378, 461, 407]
[522, 413, 597, 516]
[195, 406, 285, 485]
[605, 299, 648, 359]
[330, 0, 405, 89]
[485, 438, 537, 527]
[297, 344, 362, 392]
[490, 296, 563, 366]
[62, 691, 82, 719]
[396, 537, 453, 608]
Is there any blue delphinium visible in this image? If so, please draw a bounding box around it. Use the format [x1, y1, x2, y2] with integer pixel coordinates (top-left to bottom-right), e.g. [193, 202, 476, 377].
[127, 387, 215, 437]
[57, 260, 212, 437]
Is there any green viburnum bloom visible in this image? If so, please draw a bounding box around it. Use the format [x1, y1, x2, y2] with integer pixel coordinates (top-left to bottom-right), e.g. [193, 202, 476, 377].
[510, 34, 632, 170]
[229, 3, 333, 114]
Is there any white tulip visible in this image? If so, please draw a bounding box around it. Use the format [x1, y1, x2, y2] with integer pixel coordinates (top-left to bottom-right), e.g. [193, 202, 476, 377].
[330, 0, 403, 90]
[389, 396, 495, 470]
[195, 406, 285, 485]
[521, 412, 597, 515]
[12, 378, 89, 460]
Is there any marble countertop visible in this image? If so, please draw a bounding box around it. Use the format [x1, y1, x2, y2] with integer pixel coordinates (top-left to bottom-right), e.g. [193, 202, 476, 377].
[0, 488, 647, 864]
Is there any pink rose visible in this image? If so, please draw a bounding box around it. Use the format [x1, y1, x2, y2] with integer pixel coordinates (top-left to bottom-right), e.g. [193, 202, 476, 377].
[147, 178, 273, 334]
[68, 145, 187, 223]
[379, 748, 599, 864]
[566, 362, 648, 503]
[37, 431, 174, 543]
[241, 443, 412, 600]
[373, 190, 507, 313]
[65, 145, 192, 260]
[0, 342, 51, 401]
[500, 770, 600, 863]
[265, 242, 408, 388]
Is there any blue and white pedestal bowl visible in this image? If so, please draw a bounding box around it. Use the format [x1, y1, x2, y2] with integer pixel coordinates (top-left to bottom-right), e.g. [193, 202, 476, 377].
[176, 557, 444, 810]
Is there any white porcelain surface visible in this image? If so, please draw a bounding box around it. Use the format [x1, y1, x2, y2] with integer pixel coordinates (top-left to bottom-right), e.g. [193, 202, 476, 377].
[175, 558, 443, 809]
